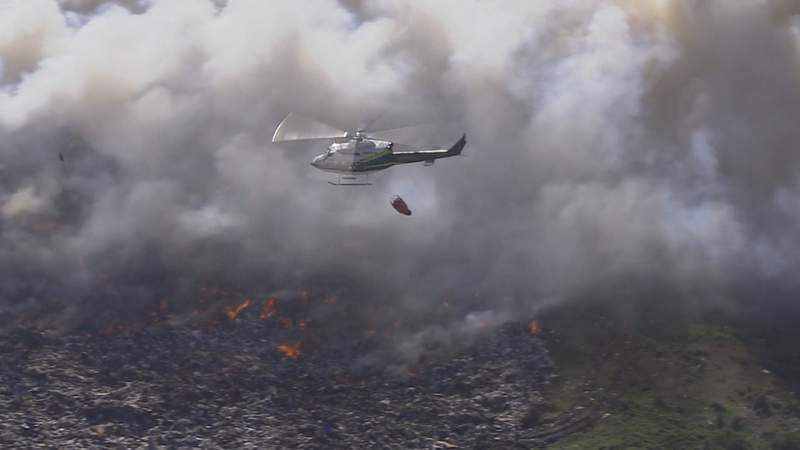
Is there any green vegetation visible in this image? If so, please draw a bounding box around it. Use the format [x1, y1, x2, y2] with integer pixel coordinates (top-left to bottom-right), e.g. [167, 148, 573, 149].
[539, 303, 800, 450]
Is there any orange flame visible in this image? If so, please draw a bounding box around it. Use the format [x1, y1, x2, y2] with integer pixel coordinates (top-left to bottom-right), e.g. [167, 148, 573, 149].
[279, 317, 293, 329]
[260, 298, 277, 320]
[224, 298, 253, 320]
[529, 319, 542, 336]
[277, 341, 302, 359]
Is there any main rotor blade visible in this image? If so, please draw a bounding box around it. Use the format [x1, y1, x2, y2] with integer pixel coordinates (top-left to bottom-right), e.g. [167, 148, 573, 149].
[368, 124, 438, 147]
[272, 113, 348, 143]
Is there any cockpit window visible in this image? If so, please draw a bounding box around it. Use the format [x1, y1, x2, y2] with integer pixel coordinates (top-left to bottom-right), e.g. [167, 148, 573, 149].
[330, 141, 360, 155]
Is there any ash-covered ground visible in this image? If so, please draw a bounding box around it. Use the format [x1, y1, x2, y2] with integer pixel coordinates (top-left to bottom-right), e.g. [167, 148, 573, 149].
[0, 314, 582, 450]
[7, 298, 800, 450]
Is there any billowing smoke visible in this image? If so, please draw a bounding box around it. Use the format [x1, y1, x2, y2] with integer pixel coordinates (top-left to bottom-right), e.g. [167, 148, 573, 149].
[1, 0, 800, 344]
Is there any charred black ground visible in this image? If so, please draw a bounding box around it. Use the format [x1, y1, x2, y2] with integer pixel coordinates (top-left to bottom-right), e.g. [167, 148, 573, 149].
[3, 300, 800, 449]
[1, 317, 563, 449]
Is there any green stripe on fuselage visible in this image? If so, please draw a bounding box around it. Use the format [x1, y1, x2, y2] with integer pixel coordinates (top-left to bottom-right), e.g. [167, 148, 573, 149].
[353, 149, 395, 172]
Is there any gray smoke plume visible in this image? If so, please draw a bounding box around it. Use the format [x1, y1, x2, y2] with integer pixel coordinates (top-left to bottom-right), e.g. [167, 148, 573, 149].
[1, 0, 800, 348]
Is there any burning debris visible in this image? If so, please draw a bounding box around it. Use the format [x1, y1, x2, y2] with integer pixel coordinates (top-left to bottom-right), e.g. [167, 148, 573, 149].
[223, 298, 254, 320]
[530, 319, 542, 336]
[277, 341, 303, 359]
[279, 317, 293, 329]
[259, 298, 277, 320]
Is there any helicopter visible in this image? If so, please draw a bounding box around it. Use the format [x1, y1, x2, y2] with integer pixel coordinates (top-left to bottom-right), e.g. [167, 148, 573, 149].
[272, 114, 466, 185]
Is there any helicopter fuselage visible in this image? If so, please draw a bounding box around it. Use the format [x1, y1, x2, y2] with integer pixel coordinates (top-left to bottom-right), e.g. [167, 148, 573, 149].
[310, 137, 393, 173]
[310, 134, 467, 174]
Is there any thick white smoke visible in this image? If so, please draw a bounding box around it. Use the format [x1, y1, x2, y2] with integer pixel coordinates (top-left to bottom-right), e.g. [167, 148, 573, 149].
[1, 0, 800, 339]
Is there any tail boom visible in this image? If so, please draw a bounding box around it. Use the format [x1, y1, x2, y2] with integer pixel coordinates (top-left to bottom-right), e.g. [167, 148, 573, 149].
[391, 134, 467, 165]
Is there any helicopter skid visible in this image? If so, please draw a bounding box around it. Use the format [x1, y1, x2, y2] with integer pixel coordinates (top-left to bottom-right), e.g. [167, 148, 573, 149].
[328, 181, 372, 186]
[328, 175, 372, 186]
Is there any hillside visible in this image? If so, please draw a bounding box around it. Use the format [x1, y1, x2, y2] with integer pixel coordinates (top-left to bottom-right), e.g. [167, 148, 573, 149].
[539, 303, 800, 450]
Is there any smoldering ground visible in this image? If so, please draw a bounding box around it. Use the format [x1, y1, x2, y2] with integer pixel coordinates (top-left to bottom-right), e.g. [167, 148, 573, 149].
[1, 0, 800, 354]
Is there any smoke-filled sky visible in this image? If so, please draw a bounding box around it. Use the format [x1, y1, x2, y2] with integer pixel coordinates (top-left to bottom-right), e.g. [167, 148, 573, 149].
[2, 0, 800, 337]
